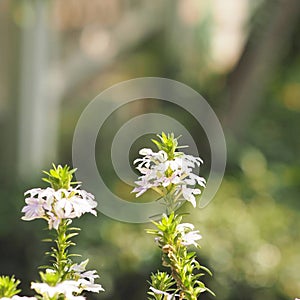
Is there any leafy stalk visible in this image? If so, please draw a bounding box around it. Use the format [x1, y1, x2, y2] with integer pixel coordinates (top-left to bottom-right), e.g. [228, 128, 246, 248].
[148, 213, 214, 300]
[133, 133, 213, 299]
[42, 164, 79, 191]
[39, 165, 81, 285]
[41, 220, 81, 285]
[0, 276, 21, 298]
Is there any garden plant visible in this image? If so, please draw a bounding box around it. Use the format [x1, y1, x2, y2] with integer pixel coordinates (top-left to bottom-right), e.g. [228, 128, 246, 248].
[132, 133, 213, 300]
[0, 165, 104, 300]
[0, 133, 298, 300]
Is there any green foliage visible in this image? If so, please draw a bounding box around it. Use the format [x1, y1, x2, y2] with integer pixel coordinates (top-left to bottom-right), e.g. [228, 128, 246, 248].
[15, 165, 102, 298]
[1, 2, 299, 299]
[151, 132, 186, 160]
[148, 272, 175, 300]
[191, 172, 300, 299]
[39, 270, 61, 287]
[42, 164, 80, 190]
[0, 276, 21, 298]
[41, 219, 81, 284]
[148, 213, 214, 300]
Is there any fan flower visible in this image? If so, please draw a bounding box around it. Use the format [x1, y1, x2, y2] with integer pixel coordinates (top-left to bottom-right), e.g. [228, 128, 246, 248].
[22, 187, 97, 229]
[31, 281, 85, 300]
[71, 260, 104, 293]
[176, 223, 202, 247]
[132, 146, 206, 208]
[149, 287, 178, 300]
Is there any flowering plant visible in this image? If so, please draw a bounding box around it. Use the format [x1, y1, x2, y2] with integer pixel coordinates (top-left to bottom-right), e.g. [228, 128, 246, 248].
[0, 164, 104, 300]
[1, 136, 297, 300]
[133, 133, 205, 213]
[133, 133, 214, 300]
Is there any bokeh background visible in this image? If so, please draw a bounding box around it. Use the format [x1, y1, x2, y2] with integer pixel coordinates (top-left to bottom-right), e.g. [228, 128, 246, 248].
[1, 0, 300, 299]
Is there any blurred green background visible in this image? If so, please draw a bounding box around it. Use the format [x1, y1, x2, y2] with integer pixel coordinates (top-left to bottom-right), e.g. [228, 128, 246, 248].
[0, 0, 300, 299]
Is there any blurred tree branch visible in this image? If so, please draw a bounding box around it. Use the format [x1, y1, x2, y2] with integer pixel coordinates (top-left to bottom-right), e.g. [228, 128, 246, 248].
[225, 0, 300, 136]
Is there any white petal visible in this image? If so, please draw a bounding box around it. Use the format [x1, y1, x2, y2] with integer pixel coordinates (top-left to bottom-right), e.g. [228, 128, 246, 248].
[139, 148, 153, 155]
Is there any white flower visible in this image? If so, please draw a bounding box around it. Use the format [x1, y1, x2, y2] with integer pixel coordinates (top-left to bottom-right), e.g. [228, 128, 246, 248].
[181, 231, 202, 247]
[21, 197, 46, 220]
[31, 281, 85, 300]
[71, 259, 89, 273]
[176, 223, 202, 247]
[24, 188, 43, 197]
[47, 212, 61, 230]
[78, 279, 104, 293]
[176, 223, 194, 231]
[80, 270, 99, 283]
[31, 260, 104, 298]
[71, 260, 104, 293]
[68, 194, 97, 218]
[177, 185, 201, 208]
[71, 260, 99, 283]
[22, 187, 97, 229]
[132, 148, 206, 207]
[149, 287, 178, 299]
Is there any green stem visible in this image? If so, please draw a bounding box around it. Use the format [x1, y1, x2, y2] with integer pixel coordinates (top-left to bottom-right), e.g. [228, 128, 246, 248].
[164, 193, 177, 215]
[159, 215, 202, 300]
[55, 220, 71, 280]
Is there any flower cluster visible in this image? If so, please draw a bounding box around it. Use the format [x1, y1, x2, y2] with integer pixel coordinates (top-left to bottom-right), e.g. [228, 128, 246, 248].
[31, 257, 103, 300]
[71, 259, 103, 293]
[176, 223, 202, 247]
[132, 133, 206, 209]
[0, 276, 37, 300]
[31, 281, 85, 300]
[147, 272, 176, 300]
[149, 287, 179, 300]
[2, 164, 105, 300]
[153, 221, 202, 249]
[22, 187, 97, 230]
[133, 133, 212, 300]
[147, 213, 213, 300]
[31, 265, 104, 300]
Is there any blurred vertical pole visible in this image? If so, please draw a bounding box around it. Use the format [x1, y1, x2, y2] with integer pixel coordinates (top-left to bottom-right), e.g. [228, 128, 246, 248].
[0, 1, 20, 184]
[18, 0, 59, 178]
